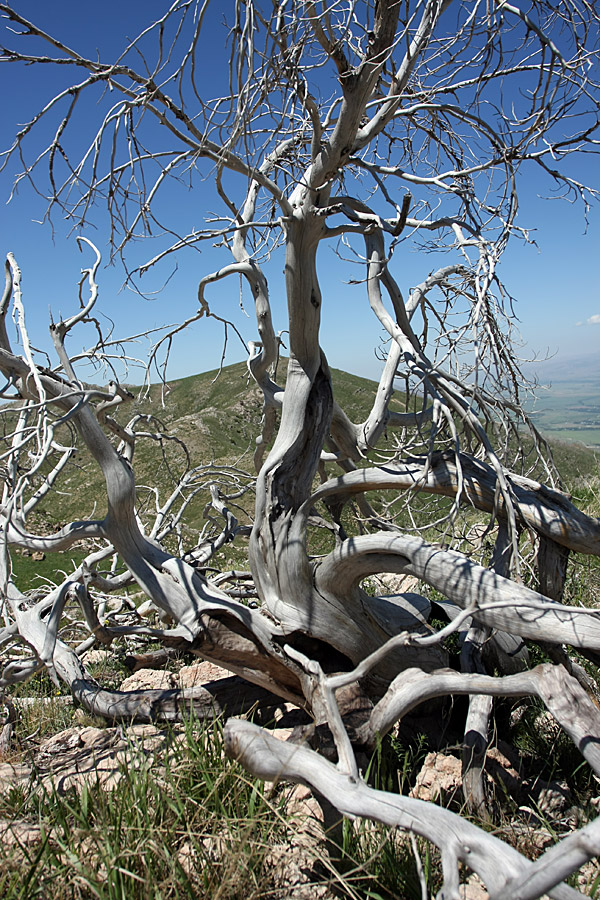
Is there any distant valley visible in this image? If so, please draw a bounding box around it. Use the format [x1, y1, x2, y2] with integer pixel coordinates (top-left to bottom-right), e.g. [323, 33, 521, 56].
[524, 352, 600, 449]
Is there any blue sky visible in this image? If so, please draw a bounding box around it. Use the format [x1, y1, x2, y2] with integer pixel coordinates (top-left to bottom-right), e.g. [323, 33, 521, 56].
[0, 1, 598, 386]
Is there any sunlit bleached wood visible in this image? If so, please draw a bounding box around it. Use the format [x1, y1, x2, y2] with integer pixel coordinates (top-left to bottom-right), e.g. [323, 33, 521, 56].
[303, 452, 600, 555]
[316, 532, 600, 649]
[367, 663, 600, 776]
[225, 718, 583, 900]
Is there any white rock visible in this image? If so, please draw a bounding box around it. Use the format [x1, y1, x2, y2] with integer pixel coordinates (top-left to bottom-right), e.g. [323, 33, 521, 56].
[119, 668, 176, 691]
[410, 752, 462, 804]
[177, 661, 230, 688]
[460, 873, 488, 899]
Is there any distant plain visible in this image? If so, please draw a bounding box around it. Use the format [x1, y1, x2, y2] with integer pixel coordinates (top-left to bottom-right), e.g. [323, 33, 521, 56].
[526, 352, 600, 448]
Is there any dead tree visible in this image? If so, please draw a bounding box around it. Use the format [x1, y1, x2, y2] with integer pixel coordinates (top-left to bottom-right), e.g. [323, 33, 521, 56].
[1, 2, 600, 896]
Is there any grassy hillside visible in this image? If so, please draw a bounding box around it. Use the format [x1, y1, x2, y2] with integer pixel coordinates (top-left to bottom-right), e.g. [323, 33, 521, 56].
[31, 361, 410, 525]
[10, 360, 600, 593]
[12, 363, 411, 590]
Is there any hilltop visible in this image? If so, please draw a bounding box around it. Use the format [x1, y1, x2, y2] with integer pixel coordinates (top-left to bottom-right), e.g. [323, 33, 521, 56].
[11, 359, 599, 593]
[28, 358, 600, 522]
[14, 362, 410, 589]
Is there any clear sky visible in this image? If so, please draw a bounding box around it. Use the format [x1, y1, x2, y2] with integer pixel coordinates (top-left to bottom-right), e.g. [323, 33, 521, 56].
[0, 1, 598, 386]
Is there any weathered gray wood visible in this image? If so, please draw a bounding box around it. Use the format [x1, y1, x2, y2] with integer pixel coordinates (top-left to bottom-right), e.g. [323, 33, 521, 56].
[71, 676, 290, 724]
[503, 816, 600, 900]
[368, 664, 600, 776]
[306, 453, 600, 557]
[538, 535, 571, 599]
[462, 524, 511, 818]
[317, 533, 600, 649]
[461, 625, 493, 820]
[224, 719, 581, 900]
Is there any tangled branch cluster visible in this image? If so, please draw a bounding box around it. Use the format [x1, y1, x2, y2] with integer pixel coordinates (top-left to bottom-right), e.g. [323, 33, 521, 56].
[0, 2, 600, 897]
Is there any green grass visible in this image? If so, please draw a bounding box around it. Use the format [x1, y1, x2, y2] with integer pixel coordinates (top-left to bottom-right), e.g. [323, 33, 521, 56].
[338, 820, 441, 900]
[7, 359, 598, 588]
[0, 718, 287, 900]
[11, 548, 92, 593]
[0, 715, 446, 900]
[527, 385, 600, 450]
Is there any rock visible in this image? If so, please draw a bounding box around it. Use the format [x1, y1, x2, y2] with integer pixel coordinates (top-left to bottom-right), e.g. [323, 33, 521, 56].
[284, 783, 324, 830]
[177, 840, 199, 877]
[82, 648, 113, 666]
[0, 722, 13, 755]
[466, 523, 493, 547]
[374, 573, 421, 594]
[270, 727, 295, 742]
[0, 697, 15, 756]
[509, 704, 528, 728]
[486, 746, 522, 799]
[410, 752, 462, 804]
[177, 661, 230, 688]
[199, 831, 230, 862]
[35, 725, 121, 792]
[119, 668, 176, 691]
[532, 710, 562, 742]
[33, 724, 173, 794]
[136, 598, 157, 616]
[37, 725, 113, 757]
[0, 760, 32, 791]
[460, 873, 488, 899]
[106, 596, 126, 611]
[530, 779, 572, 818]
[0, 819, 44, 852]
[128, 723, 172, 748]
[263, 785, 340, 898]
[528, 828, 555, 852]
[264, 841, 334, 900]
[510, 820, 555, 852]
[578, 859, 600, 893]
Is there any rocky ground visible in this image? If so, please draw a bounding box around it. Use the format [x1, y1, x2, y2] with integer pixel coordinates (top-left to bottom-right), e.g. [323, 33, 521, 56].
[1, 658, 599, 898]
